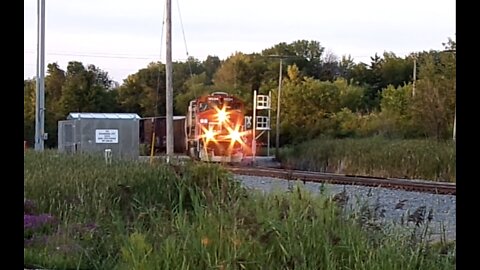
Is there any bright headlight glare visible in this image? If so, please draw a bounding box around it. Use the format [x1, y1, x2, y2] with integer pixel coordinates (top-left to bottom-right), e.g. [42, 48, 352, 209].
[229, 130, 241, 142]
[217, 110, 227, 123]
[205, 130, 214, 140]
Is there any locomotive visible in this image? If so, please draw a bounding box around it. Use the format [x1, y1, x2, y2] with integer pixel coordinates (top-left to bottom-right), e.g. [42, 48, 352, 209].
[186, 92, 250, 162]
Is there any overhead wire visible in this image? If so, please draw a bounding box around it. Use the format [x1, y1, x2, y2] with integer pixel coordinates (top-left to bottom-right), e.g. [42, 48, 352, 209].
[175, 0, 196, 98]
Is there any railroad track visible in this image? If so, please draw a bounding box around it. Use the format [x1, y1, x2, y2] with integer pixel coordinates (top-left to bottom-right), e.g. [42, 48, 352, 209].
[227, 166, 456, 195]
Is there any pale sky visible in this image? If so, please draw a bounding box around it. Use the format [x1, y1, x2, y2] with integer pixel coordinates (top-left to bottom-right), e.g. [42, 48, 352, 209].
[24, 0, 455, 84]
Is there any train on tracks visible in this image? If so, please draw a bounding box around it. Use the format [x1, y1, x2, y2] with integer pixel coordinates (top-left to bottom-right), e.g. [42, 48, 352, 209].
[140, 92, 253, 163]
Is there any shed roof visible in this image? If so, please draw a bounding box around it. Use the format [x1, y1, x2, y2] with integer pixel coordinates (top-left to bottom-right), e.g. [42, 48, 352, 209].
[67, 113, 141, 120]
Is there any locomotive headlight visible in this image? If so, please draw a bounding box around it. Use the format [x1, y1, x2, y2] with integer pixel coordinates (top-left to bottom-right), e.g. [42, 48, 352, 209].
[217, 110, 227, 123]
[205, 129, 215, 140]
[229, 130, 241, 142]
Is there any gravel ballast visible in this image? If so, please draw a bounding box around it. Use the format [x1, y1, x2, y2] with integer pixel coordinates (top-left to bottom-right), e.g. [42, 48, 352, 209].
[234, 174, 456, 242]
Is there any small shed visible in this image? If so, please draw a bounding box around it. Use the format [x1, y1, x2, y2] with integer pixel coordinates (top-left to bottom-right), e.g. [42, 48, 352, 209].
[58, 112, 141, 159]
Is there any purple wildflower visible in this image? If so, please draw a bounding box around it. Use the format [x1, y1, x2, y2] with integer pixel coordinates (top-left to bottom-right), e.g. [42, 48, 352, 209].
[24, 214, 56, 230]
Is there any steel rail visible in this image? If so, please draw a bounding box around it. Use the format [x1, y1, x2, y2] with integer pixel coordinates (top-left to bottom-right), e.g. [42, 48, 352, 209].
[228, 166, 456, 195]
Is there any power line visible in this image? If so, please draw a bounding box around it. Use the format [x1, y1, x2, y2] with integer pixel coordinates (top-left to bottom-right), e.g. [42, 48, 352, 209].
[176, 0, 193, 72]
[24, 50, 195, 62]
[24, 51, 157, 60]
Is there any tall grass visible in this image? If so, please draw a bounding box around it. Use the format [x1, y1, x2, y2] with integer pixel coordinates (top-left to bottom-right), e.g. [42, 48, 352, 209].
[24, 150, 455, 269]
[279, 137, 456, 182]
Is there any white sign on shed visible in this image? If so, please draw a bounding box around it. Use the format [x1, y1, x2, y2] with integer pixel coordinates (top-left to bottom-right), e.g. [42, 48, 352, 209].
[95, 129, 119, 143]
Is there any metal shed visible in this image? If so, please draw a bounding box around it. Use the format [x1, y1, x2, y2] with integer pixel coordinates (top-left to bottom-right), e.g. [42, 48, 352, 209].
[58, 113, 140, 159]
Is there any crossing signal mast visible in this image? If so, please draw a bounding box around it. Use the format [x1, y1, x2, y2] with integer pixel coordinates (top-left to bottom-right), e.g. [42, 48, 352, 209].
[248, 90, 272, 163]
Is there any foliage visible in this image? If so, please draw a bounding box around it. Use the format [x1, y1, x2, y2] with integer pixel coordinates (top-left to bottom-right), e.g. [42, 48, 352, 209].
[23, 38, 456, 147]
[411, 51, 455, 139]
[279, 137, 456, 182]
[60, 62, 115, 115]
[24, 151, 455, 269]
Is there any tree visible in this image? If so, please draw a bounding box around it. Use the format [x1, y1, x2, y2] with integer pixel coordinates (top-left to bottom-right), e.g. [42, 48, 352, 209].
[203, 55, 221, 85]
[318, 50, 340, 82]
[261, 40, 324, 78]
[116, 62, 165, 117]
[378, 84, 417, 137]
[174, 73, 212, 115]
[275, 75, 342, 143]
[24, 80, 36, 146]
[44, 63, 66, 147]
[212, 52, 259, 100]
[60, 61, 115, 116]
[337, 55, 356, 81]
[334, 78, 365, 112]
[412, 49, 455, 139]
[381, 52, 414, 88]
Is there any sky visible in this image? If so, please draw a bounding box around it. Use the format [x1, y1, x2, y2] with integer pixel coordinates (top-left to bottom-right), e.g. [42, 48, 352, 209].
[24, 0, 455, 84]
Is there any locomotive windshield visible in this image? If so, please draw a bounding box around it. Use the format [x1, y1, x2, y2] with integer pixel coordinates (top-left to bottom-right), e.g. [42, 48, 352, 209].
[198, 98, 243, 112]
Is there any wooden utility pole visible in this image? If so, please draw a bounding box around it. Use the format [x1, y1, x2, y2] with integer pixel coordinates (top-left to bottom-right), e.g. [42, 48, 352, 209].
[165, 0, 174, 162]
[275, 58, 283, 159]
[412, 55, 416, 97]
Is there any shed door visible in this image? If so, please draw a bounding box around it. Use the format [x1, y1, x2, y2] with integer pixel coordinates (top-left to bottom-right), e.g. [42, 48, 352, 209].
[63, 123, 76, 153]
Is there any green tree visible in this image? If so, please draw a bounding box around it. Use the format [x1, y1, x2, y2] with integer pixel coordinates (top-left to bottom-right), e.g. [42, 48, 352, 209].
[381, 52, 414, 88]
[318, 50, 340, 82]
[334, 78, 365, 112]
[261, 40, 324, 78]
[60, 61, 115, 116]
[276, 74, 341, 143]
[212, 52, 259, 100]
[44, 63, 66, 147]
[337, 55, 356, 81]
[174, 73, 212, 115]
[203, 55, 221, 85]
[412, 47, 455, 139]
[117, 62, 165, 117]
[378, 84, 416, 137]
[24, 79, 36, 146]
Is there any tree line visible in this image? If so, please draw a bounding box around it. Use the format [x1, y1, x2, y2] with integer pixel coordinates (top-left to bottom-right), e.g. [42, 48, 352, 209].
[24, 38, 456, 147]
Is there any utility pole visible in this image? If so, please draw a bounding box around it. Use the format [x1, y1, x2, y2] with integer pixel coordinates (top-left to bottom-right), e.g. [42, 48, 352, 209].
[275, 58, 283, 159]
[441, 49, 456, 141]
[265, 55, 299, 159]
[453, 106, 456, 141]
[165, 0, 174, 162]
[266, 55, 296, 159]
[35, 0, 46, 151]
[412, 55, 416, 97]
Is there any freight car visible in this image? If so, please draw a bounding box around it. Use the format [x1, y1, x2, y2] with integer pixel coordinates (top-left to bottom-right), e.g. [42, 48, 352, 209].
[139, 116, 187, 154]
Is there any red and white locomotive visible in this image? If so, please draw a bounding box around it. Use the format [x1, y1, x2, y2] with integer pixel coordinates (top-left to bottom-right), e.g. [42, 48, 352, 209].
[186, 92, 249, 162]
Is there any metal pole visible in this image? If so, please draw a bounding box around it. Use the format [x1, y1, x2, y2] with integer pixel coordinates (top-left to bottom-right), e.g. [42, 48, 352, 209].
[252, 90, 257, 163]
[165, 0, 174, 162]
[275, 58, 283, 159]
[412, 56, 416, 97]
[35, 0, 46, 151]
[267, 91, 271, 157]
[453, 106, 456, 141]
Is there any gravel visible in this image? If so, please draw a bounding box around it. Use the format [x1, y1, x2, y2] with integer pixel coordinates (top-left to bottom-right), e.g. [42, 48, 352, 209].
[234, 174, 456, 242]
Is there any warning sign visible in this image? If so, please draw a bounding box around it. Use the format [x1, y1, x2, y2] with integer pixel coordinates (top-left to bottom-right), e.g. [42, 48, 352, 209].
[95, 129, 118, 143]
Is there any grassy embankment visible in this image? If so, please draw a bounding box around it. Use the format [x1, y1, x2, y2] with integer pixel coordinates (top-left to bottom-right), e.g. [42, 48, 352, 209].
[279, 137, 455, 182]
[24, 150, 455, 269]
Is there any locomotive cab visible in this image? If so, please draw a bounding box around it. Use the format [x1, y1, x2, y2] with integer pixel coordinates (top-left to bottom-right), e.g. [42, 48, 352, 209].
[186, 92, 248, 163]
